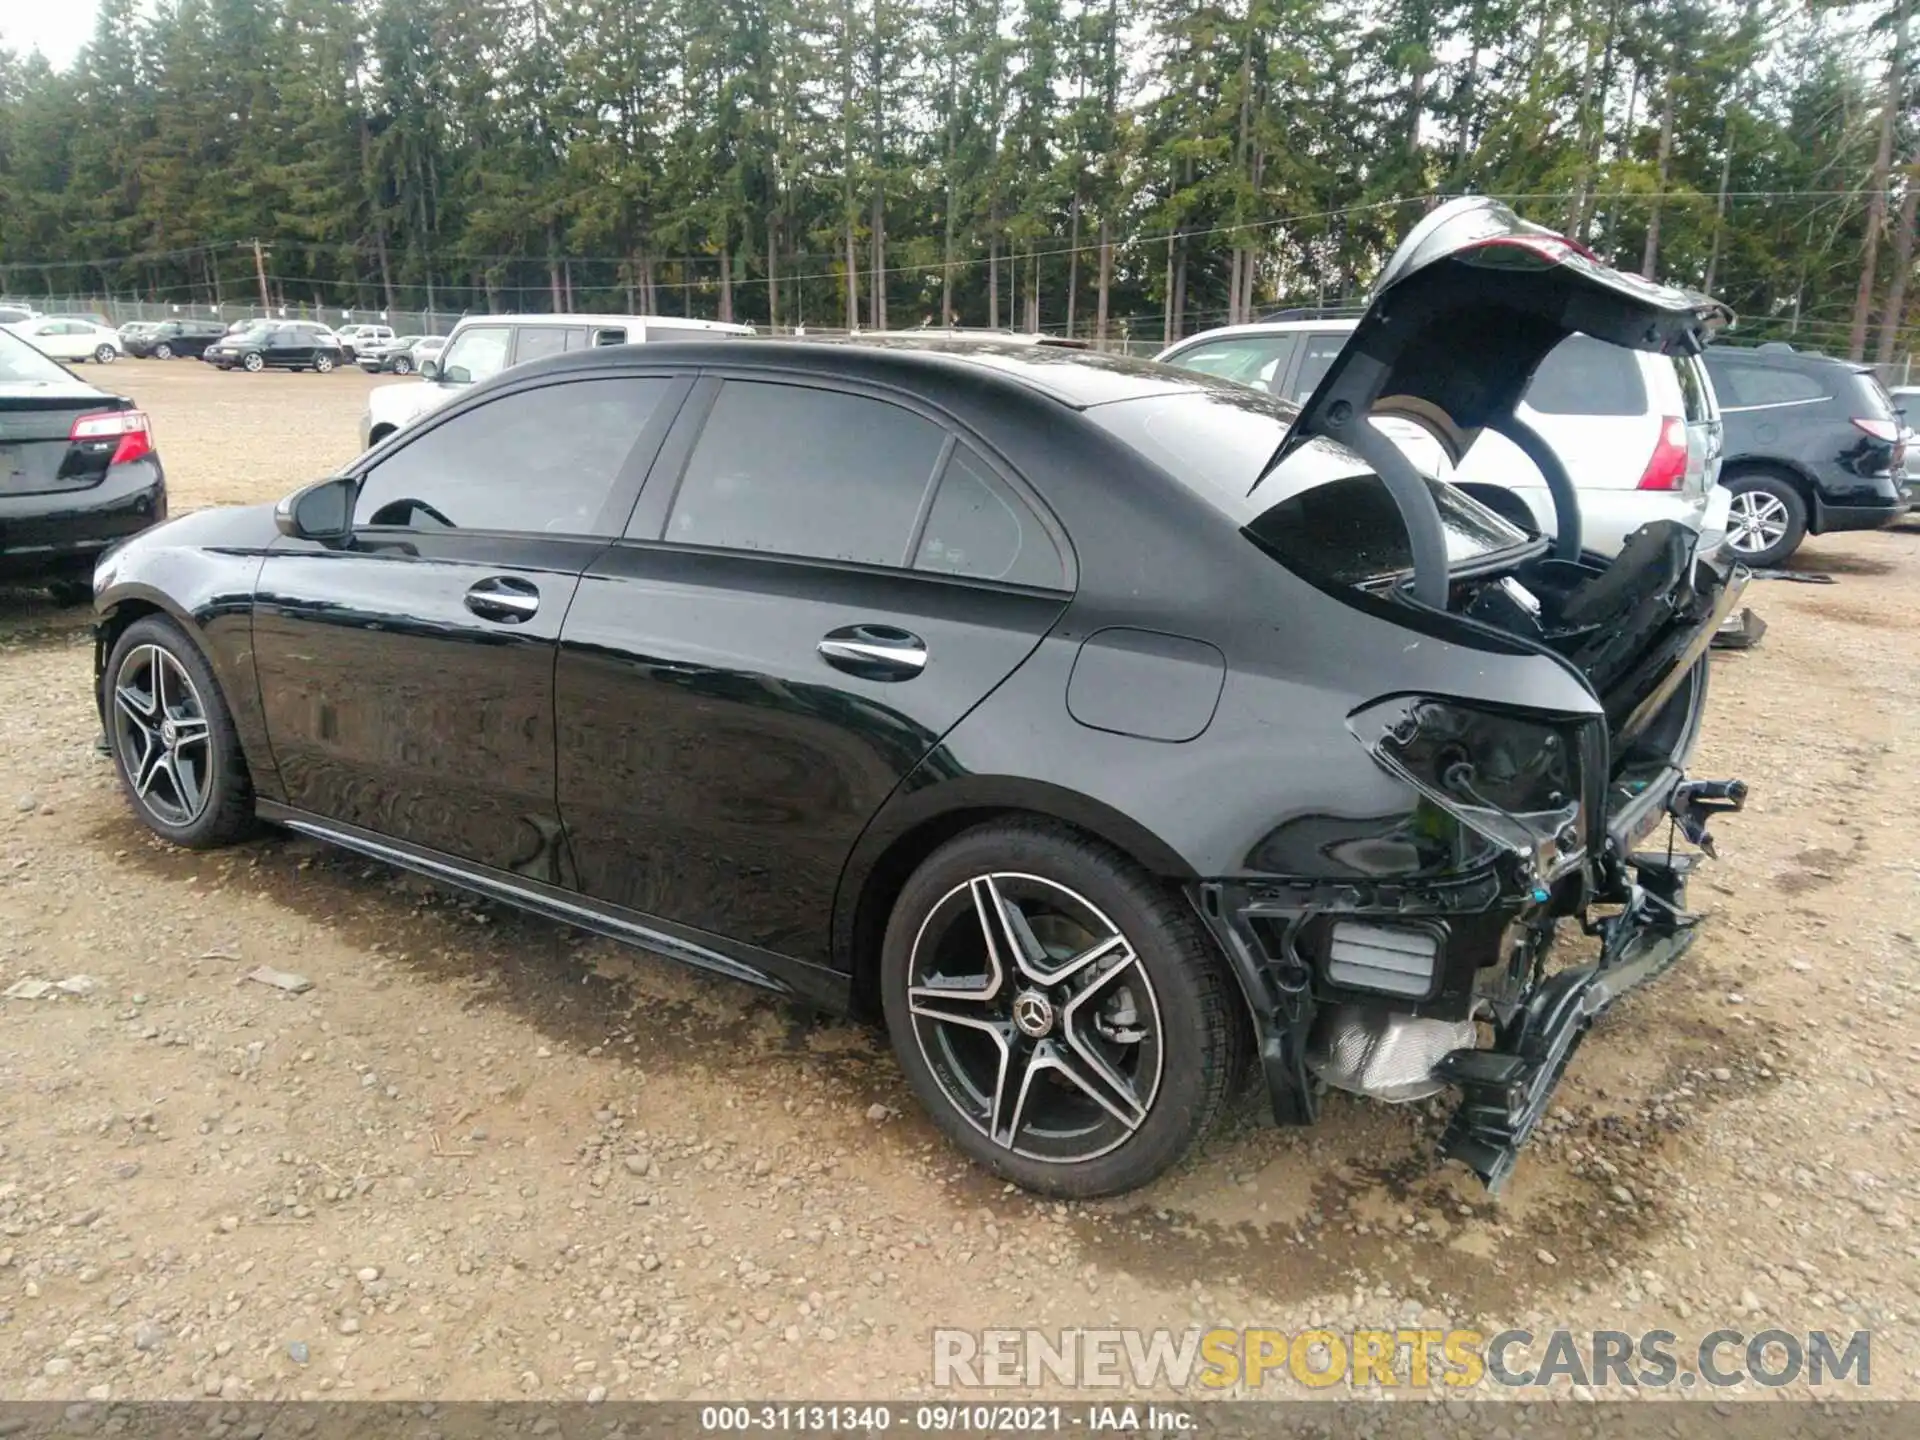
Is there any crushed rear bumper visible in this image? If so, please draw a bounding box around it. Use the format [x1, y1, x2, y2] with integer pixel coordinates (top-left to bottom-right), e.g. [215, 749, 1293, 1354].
[1434, 845, 1712, 1191]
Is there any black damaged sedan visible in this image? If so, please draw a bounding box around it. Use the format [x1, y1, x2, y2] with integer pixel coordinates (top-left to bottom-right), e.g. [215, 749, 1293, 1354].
[93, 199, 1747, 1197]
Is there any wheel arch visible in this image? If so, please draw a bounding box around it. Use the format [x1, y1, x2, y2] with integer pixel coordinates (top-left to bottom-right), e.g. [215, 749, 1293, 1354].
[834, 777, 1197, 1021]
[1720, 456, 1818, 503]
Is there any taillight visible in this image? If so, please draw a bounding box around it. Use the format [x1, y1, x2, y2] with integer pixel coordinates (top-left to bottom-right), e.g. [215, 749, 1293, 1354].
[69, 409, 153, 467]
[1636, 416, 1689, 491]
[1852, 417, 1901, 443]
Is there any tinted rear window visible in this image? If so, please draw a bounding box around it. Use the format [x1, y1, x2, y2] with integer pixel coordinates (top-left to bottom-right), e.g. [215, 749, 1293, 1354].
[1084, 387, 1528, 587]
[0, 327, 72, 383]
[1524, 334, 1647, 415]
[1850, 369, 1897, 420]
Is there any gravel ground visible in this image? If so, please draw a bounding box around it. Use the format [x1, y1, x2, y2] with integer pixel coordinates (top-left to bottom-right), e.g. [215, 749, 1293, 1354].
[0, 359, 1916, 1406]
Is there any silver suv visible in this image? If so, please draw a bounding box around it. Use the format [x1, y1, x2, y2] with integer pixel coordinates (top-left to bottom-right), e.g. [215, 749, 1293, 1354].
[1158, 317, 1725, 557]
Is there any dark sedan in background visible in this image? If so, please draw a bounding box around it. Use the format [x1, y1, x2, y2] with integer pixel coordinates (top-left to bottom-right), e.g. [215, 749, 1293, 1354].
[124, 319, 230, 360]
[92, 199, 1746, 1198]
[0, 326, 165, 602]
[204, 324, 345, 373]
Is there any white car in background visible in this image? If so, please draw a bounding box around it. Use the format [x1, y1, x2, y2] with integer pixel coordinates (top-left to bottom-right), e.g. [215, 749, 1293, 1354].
[3, 315, 124, 365]
[1157, 317, 1725, 557]
[360, 313, 756, 449]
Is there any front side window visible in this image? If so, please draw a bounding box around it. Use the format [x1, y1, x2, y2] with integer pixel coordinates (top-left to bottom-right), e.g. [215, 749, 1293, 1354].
[354, 378, 672, 535]
[1163, 335, 1297, 392]
[659, 381, 947, 566]
[440, 325, 512, 385]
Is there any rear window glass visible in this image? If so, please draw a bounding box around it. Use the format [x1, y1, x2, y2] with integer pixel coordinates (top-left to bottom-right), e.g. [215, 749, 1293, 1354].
[1084, 387, 1528, 587]
[0, 327, 71, 383]
[1707, 359, 1828, 408]
[1524, 334, 1646, 415]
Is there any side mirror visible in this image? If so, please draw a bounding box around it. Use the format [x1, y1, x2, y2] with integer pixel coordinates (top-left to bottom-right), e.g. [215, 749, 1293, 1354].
[418, 359, 439, 380]
[275, 476, 355, 545]
[443, 364, 471, 384]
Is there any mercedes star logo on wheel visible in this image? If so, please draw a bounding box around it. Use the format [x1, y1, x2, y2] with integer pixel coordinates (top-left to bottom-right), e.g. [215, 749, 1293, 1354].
[1011, 989, 1055, 1039]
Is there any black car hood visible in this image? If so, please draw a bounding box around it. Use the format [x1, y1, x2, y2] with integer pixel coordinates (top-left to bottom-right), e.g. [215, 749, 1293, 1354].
[1276, 197, 1733, 470]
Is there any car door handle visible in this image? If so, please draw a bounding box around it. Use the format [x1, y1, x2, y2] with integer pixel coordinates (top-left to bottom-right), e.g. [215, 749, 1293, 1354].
[817, 624, 927, 680]
[464, 576, 540, 623]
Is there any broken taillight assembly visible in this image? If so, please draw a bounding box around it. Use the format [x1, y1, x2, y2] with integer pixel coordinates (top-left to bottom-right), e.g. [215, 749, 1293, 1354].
[70, 409, 154, 468]
[1347, 696, 1598, 884]
[1636, 416, 1690, 491]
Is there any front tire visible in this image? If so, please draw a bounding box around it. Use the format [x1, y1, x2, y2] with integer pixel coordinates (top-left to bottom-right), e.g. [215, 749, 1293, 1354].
[153, 342, 173, 360]
[1724, 473, 1807, 568]
[242, 351, 264, 373]
[104, 616, 254, 849]
[880, 821, 1246, 1198]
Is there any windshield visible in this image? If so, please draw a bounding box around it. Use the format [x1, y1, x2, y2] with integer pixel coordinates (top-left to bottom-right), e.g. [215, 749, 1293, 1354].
[0, 326, 76, 383]
[1085, 384, 1530, 587]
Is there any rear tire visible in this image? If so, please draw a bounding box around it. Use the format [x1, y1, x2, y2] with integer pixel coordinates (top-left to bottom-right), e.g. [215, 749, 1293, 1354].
[391, 355, 412, 375]
[880, 820, 1247, 1198]
[1724, 472, 1807, 568]
[104, 616, 255, 850]
[314, 353, 335, 373]
[93, 344, 116, 364]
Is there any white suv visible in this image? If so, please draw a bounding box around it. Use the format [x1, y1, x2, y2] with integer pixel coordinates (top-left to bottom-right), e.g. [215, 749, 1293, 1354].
[1157, 318, 1724, 557]
[360, 313, 756, 450]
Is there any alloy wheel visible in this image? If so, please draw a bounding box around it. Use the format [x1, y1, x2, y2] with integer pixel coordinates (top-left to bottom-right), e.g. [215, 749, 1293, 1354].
[906, 873, 1163, 1164]
[392, 356, 412, 374]
[243, 352, 264, 372]
[110, 644, 214, 827]
[315, 354, 334, 373]
[154, 342, 173, 359]
[94, 344, 116, 364]
[1727, 489, 1790, 556]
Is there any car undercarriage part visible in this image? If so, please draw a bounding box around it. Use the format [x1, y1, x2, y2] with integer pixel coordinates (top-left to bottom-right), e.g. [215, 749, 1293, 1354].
[1307, 1006, 1477, 1103]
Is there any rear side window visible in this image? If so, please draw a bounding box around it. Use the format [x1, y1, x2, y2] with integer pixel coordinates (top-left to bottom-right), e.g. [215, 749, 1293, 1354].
[355, 377, 672, 535]
[914, 445, 1066, 588]
[660, 381, 947, 566]
[1164, 335, 1297, 393]
[1673, 355, 1713, 422]
[1709, 360, 1828, 408]
[1288, 332, 1347, 402]
[1524, 334, 1647, 415]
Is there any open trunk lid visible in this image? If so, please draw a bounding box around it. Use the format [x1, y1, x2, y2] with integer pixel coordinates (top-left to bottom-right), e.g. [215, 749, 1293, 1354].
[1252, 199, 1740, 804]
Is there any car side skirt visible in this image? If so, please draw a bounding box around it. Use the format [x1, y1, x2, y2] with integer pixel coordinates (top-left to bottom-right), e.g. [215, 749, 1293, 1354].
[254, 801, 854, 1012]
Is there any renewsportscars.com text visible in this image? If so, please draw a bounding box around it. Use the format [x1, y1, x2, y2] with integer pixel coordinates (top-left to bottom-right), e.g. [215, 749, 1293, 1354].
[931, 1327, 1871, 1392]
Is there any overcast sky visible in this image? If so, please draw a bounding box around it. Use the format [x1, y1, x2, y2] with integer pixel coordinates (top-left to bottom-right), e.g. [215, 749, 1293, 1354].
[1, 5, 97, 69]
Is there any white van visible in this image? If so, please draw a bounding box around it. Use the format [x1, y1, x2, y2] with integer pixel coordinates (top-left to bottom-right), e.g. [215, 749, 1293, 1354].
[360, 313, 756, 449]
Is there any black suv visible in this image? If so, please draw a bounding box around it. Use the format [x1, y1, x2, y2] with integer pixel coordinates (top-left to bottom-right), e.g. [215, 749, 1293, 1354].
[203, 325, 345, 374]
[1703, 342, 1912, 566]
[125, 320, 229, 360]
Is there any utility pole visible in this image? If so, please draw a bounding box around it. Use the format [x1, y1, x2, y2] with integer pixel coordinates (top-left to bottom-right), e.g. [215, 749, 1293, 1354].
[252, 240, 271, 312]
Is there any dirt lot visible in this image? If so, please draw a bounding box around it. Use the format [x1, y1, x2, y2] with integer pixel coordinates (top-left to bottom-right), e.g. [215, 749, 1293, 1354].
[0, 359, 1917, 1405]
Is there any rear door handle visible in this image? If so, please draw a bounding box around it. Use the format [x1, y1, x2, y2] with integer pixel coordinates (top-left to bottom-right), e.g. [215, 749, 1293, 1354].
[817, 624, 927, 681]
[464, 575, 540, 623]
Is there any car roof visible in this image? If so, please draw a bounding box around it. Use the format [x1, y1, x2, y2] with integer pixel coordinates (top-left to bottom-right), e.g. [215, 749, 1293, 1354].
[1705, 343, 1861, 374]
[1162, 319, 1359, 347]
[453, 313, 754, 334]
[499, 336, 1214, 409]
